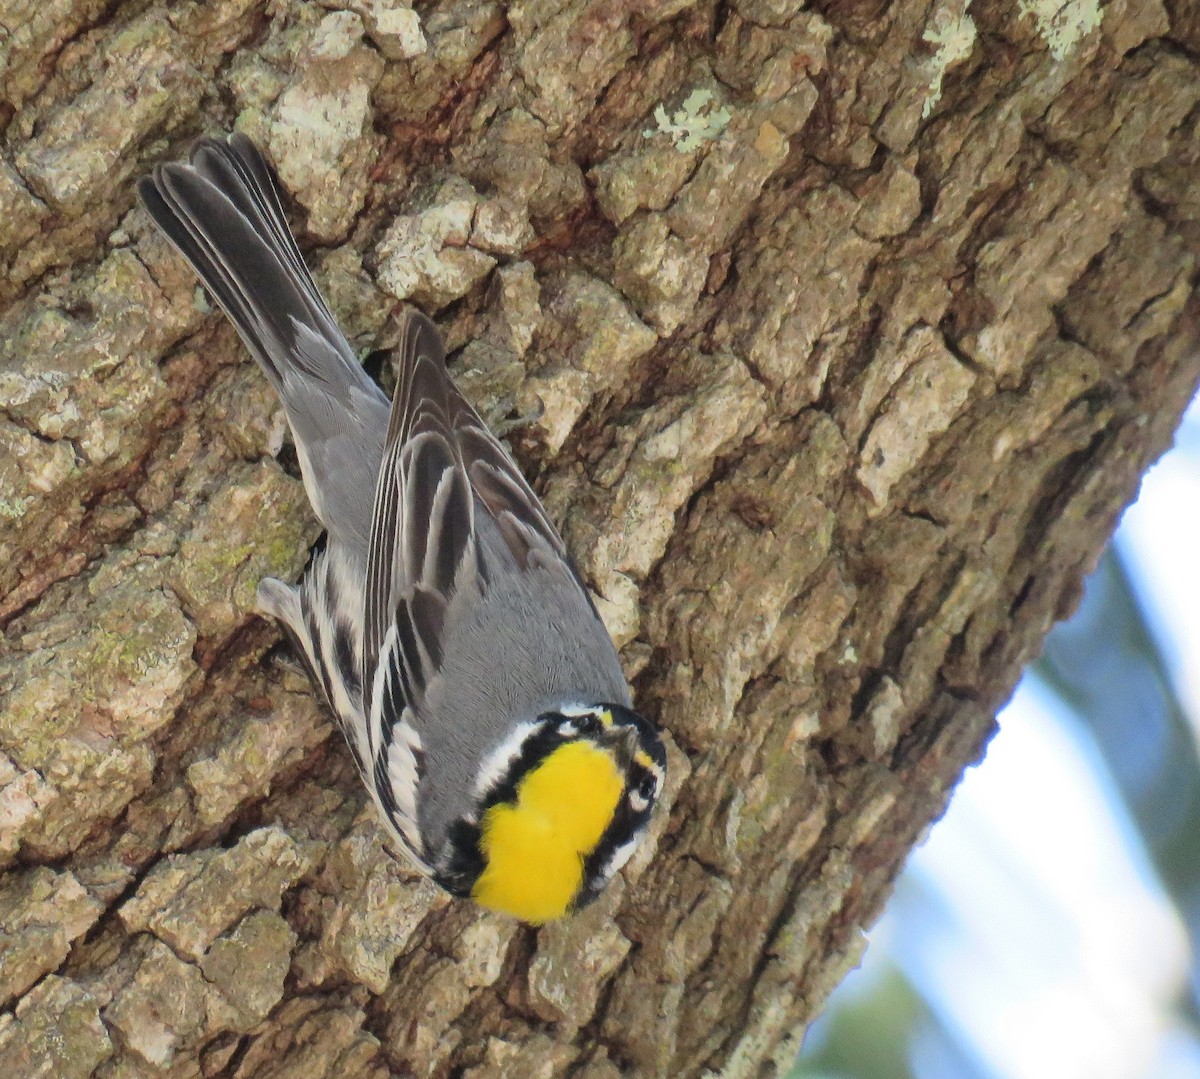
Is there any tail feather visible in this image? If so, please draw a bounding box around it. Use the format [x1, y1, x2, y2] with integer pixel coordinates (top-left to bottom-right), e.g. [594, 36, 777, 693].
[139, 134, 390, 553]
[137, 135, 365, 396]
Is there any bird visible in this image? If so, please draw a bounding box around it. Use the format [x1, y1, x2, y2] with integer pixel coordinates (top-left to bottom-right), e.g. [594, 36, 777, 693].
[139, 134, 666, 925]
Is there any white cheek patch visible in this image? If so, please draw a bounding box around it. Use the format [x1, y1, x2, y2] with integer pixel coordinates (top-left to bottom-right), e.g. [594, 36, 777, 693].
[628, 791, 650, 813]
[601, 835, 642, 882]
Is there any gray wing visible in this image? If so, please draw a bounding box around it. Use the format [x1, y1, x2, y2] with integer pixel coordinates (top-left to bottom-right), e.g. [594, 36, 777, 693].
[362, 310, 600, 721]
[361, 313, 478, 859]
[362, 314, 478, 717]
[361, 311, 607, 856]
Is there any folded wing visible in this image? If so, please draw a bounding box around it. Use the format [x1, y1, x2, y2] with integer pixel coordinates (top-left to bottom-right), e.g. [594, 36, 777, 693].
[361, 311, 598, 857]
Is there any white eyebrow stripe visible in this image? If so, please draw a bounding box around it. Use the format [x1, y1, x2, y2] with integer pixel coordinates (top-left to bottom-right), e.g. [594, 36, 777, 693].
[472, 720, 542, 800]
[558, 703, 601, 717]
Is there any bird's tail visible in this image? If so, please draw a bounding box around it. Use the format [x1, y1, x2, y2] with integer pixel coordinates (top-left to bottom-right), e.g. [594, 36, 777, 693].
[140, 135, 389, 551]
[138, 134, 371, 400]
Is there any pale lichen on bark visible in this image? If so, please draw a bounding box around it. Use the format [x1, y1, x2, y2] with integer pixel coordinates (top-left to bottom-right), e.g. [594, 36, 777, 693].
[1, 0, 1198, 1075]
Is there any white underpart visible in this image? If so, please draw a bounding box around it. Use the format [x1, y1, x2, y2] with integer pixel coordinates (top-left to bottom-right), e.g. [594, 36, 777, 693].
[324, 551, 370, 762]
[384, 720, 425, 852]
[361, 622, 429, 861]
[314, 603, 343, 703]
[601, 837, 641, 883]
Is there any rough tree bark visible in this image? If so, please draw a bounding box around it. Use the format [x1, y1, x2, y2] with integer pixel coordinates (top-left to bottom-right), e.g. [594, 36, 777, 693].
[1, 0, 1198, 1075]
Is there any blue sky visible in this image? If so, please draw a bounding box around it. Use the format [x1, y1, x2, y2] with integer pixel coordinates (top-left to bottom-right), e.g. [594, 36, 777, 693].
[800, 396, 1200, 1079]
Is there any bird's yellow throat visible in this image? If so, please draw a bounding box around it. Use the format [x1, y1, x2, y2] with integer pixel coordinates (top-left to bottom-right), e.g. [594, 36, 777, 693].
[473, 740, 623, 924]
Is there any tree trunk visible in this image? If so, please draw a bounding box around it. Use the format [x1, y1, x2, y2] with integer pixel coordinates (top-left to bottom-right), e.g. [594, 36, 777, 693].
[1, 0, 1197, 1075]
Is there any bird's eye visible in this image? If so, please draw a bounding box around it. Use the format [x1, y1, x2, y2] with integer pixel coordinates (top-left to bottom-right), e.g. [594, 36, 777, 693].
[575, 712, 600, 734]
[637, 773, 657, 801]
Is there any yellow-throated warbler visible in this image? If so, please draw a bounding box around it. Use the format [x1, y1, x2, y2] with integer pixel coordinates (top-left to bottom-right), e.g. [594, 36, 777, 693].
[139, 135, 666, 924]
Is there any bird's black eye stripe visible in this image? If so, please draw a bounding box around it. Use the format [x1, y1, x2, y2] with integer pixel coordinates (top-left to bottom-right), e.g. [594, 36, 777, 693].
[551, 709, 602, 736]
[576, 802, 654, 911]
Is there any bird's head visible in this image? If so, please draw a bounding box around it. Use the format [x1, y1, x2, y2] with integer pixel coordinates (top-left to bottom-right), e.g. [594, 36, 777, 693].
[437, 704, 666, 924]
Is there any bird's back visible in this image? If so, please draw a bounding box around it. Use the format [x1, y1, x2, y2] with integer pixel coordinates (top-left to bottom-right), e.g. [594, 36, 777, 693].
[412, 508, 632, 852]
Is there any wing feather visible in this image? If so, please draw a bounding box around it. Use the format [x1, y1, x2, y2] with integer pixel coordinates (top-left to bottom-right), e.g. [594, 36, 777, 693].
[362, 309, 606, 858]
[455, 422, 571, 568]
[363, 313, 477, 762]
[454, 415, 602, 614]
